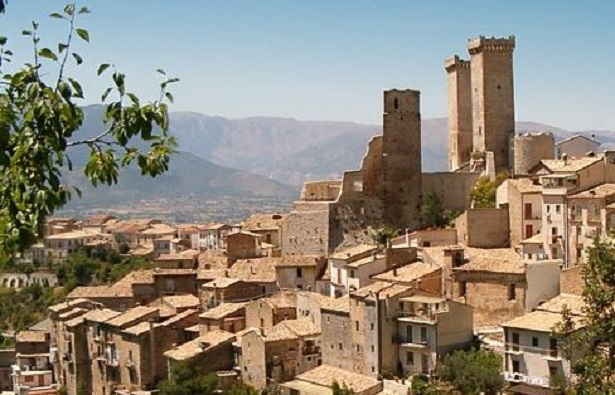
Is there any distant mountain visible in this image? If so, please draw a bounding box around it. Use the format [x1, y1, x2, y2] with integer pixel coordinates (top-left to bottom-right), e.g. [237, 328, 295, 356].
[169, 113, 613, 186]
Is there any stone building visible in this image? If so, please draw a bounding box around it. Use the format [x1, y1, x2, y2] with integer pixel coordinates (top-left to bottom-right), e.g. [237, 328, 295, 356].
[164, 330, 236, 377]
[245, 292, 297, 329]
[11, 330, 57, 394]
[243, 213, 285, 247]
[199, 302, 246, 335]
[280, 365, 382, 395]
[446, 55, 472, 171]
[274, 255, 327, 291]
[555, 134, 600, 159]
[200, 278, 265, 309]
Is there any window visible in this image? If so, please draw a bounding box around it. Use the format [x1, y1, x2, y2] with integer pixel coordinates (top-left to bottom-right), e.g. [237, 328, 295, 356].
[459, 281, 467, 297]
[296, 268, 303, 278]
[508, 283, 516, 301]
[338, 342, 343, 350]
[349, 270, 355, 279]
[549, 365, 558, 377]
[420, 327, 427, 343]
[326, 316, 330, 324]
[512, 332, 520, 352]
[371, 345, 375, 352]
[512, 359, 520, 373]
[556, 205, 561, 214]
[550, 338, 558, 358]
[355, 321, 359, 331]
[406, 326, 413, 343]
[546, 204, 550, 213]
[532, 337, 539, 348]
[356, 344, 360, 352]
[406, 352, 414, 366]
[552, 227, 558, 236]
[370, 323, 374, 332]
[524, 203, 532, 220]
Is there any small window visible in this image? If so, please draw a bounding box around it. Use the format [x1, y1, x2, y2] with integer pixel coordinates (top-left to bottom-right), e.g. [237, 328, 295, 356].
[338, 342, 343, 350]
[532, 337, 539, 348]
[296, 268, 303, 278]
[349, 270, 355, 279]
[356, 344, 360, 352]
[556, 205, 561, 214]
[406, 352, 414, 365]
[370, 323, 374, 332]
[459, 281, 467, 297]
[508, 283, 516, 301]
[371, 345, 375, 352]
[355, 321, 359, 331]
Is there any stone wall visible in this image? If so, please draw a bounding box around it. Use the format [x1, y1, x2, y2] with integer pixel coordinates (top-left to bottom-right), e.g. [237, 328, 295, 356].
[321, 310, 353, 371]
[422, 172, 481, 213]
[446, 55, 473, 171]
[301, 180, 342, 201]
[281, 202, 333, 256]
[456, 208, 509, 248]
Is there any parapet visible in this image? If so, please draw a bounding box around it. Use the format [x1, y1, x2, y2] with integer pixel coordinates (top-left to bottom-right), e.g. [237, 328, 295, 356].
[383, 89, 420, 114]
[467, 35, 515, 54]
[444, 55, 470, 72]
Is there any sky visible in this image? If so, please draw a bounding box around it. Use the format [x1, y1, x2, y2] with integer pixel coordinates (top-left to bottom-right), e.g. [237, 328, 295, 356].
[1, 1, 614, 131]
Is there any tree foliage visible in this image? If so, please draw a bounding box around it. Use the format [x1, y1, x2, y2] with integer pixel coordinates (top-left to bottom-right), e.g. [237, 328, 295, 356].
[420, 189, 458, 229]
[332, 381, 355, 395]
[0, 4, 178, 253]
[469, 172, 508, 209]
[160, 363, 258, 395]
[437, 348, 503, 395]
[555, 238, 615, 393]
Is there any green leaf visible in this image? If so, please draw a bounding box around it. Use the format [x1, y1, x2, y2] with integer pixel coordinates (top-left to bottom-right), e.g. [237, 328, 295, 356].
[0, 36, 6, 46]
[68, 78, 83, 99]
[49, 12, 64, 19]
[156, 69, 166, 76]
[72, 53, 83, 65]
[38, 48, 58, 61]
[22, 30, 33, 36]
[97, 63, 110, 76]
[165, 92, 174, 103]
[32, 21, 39, 30]
[101, 87, 113, 102]
[75, 28, 90, 43]
[78, 6, 90, 14]
[127, 93, 140, 105]
[64, 4, 75, 16]
[58, 43, 68, 53]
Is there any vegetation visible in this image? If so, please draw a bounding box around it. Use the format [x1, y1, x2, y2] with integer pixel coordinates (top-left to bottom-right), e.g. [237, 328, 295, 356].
[554, 238, 615, 393]
[469, 172, 508, 208]
[332, 381, 355, 395]
[437, 348, 504, 395]
[369, 226, 399, 246]
[420, 189, 459, 229]
[0, 4, 178, 254]
[0, 284, 65, 331]
[160, 362, 259, 395]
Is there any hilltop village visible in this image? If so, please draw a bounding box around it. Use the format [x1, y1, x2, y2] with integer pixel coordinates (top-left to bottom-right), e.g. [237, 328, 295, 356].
[2, 36, 609, 395]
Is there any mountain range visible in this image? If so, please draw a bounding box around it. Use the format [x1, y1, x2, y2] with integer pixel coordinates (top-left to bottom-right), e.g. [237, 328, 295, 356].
[61, 105, 615, 210]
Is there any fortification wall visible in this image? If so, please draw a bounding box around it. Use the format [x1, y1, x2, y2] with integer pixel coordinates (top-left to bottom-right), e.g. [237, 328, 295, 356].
[513, 132, 555, 175]
[301, 180, 342, 201]
[422, 172, 481, 213]
[281, 202, 334, 256]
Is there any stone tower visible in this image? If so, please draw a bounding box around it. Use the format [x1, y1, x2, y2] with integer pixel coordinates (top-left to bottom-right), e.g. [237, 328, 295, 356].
[445, 55, 473, 171]
[468, 36, 516, 173]
[382, 89, 422, 230]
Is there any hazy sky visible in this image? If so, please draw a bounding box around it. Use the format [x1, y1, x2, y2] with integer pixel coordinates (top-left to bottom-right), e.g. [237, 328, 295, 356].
[2, 1, 614, 131]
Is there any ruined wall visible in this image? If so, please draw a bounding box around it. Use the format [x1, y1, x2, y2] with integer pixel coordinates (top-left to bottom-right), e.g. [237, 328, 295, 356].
[456, 208, 509, 248]
[240, 331, 267, 390]
[469, 36, 516, 173]
[321, 310, 353, 371]
[301, 180, 342, 202]
[422, 172, 481, 213]
[446, 56, 473, 171]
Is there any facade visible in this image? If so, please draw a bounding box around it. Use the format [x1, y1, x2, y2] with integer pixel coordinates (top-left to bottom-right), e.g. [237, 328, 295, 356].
[275, 256, 326, 291]
[11, 330, 57, 395]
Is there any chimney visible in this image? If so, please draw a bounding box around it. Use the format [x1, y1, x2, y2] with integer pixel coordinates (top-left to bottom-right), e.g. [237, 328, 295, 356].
[562, 153, 568, 165]
[393, 267, 398, 276]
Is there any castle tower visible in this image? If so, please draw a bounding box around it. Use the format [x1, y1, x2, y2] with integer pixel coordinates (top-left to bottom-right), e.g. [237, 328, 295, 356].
[445, 55, 473, 171]
[382, 89, 422, 230]
[468, 36, 516, 173]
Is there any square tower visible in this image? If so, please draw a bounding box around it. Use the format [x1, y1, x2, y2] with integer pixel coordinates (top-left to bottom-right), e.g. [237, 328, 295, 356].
[468, 36, 516, 173]
[382, 89, 422, 230]
[445, 55, 473, 171]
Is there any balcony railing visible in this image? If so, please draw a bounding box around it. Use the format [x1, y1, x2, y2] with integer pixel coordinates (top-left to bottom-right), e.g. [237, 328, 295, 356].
[504, 371, 550, 388]
[302, 346, 321, 356]
[397, 310, 437, 323]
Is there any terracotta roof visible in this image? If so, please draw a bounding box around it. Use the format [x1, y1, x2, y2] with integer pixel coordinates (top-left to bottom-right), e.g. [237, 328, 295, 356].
[67, 285, 133, 299]
[331, 244, 378, 260]
[422, 245, 465, 268]
[454, 247, 525, 274]
[228, 231, 262, 238]
[105, 306, 158, 328]
[521, 233, 543, 244]
[319, 295, 350, 314]
[372, 262, 439, 284]
[116, 269, 155, 285]
[159, 309, 199, 328]
[164, 330, 235, 361]
[49, 298, 92, 314]
[157, 250, 199, 261]
[538, 294, 585, 316]
[82, 308, 120, 323]
[200, 303, 246, 320]
[243, 213, 284, 231]
[197, 269, 229, 281]
[140, 223, 177, 236]
[152, 268, 197, 276]
[266, 292, 296, 309]
[185, 324, 200, 333]
[541, 156, 602, 173]
[204, 277, 243, 289]
[161, 295, 200, 310]
[347, 254, 385, 268]
[352, 281, 412, 299]
[570, 183, 615, 199]
[275, 255, 323, 267]
[280, 319, 320, 337]
[229, 258, 277, 283]
[560, 266, 584, 295]
[16, 331, 47, 343]
[46, 229, 101, 240]
[197, 250, 228, 270]
[263, 323, 298, 342]
[509, 178, 543, 194]
[502, 310, 585, 333]
[122, 322, 152, 337]
[58, 307, 88, 321]
[293, 365, 381, 394]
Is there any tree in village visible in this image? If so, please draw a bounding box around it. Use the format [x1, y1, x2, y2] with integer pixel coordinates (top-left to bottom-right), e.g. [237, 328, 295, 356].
[0, 4, 178, 254]
[469, 171, 508, 208]
[437, 348, 504, 395]
[420, 189, 458, 229]
[332, 381, 355, 395]
[554, 238, 615, 394]
[160, 362, 259, 395]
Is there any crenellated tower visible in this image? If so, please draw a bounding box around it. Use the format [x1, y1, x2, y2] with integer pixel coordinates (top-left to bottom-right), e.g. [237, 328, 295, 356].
[468, 35, 516, 173]
[445, 55, 473, 171]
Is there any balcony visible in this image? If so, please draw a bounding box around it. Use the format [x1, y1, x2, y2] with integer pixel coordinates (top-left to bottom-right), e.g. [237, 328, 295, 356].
[504, 371, 550, 388]
[302, 346, 321, 356]
[394, 335, 430, 349]
[397, 310, 437, 324]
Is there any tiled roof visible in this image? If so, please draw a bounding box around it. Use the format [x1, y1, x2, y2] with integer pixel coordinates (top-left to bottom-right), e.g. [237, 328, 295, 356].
[200, 303, 246, 320]
[454, 248, 525, 274]
[45, 229, 101, 240]
[351, 281, 412, 299]
[122, 322, 151, 337]
[204, 277, 243, 289]
[105, 306, 158, 328]
[541, 157, 602, 173]
[263, 323, 298, 342]
[48, 298, 91, 314]
[537, 294, 585, 316]
[161, 295, 200, 310]
[570, 183, 615, 199]
[347, 254, 385, 268]
[294, 365, 381, 394]
[560, 266, 584, 296]
[164, 330, 235, 361]
[266, 292, 296, 309]
[16, 331, 47, 343]
[331, 244, 378, 260]
[502, 310, 585, 333]
[275, 255, 323, 267]
[67, 284, 133, 299]
[372, 262, 439, 284]
[319, 295, 350, 314]
[82, 308, 120, 323]
[521, 233, 543, 244]
[280, 319, 320, 337]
